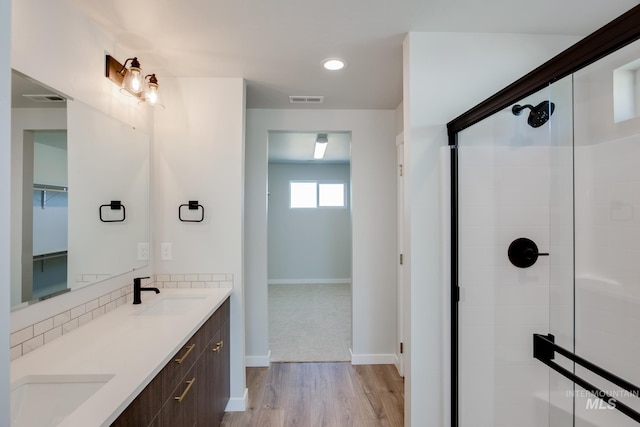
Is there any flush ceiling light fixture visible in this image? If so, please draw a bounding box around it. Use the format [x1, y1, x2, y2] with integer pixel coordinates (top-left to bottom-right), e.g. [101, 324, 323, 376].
[105, 55, 165, 109]
[322, 58, 346, 71]
[314, 134, 328, 159]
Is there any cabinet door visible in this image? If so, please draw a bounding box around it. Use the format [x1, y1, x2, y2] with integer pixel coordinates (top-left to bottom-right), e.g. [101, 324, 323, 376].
[196, 330, 220, 426]
[111, 373, 163, 427]
[160, 364, 198, 427]
[213, 319, 230, 425]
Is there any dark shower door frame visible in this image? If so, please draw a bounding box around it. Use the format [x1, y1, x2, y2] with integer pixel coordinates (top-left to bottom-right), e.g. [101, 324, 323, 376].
[445, 5, 640, 427]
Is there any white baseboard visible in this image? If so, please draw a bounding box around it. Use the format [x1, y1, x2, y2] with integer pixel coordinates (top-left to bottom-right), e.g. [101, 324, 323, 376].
[268, 278, 352, 285]
[350, 350, 398, 365]
[225, 388, 248, 412]
[245, 350, 271, 367]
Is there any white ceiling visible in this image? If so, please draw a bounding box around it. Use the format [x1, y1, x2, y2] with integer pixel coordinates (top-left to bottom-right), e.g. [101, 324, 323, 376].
[12, 71, 67, 109]
[67, 0, 639, 110]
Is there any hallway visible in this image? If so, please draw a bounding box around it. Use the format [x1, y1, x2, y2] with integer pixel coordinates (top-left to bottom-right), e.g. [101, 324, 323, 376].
[221, 363, 404, 426]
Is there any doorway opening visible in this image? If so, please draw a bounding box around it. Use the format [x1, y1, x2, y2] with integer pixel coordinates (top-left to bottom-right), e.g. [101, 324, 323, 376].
[267, 130, 352, 362]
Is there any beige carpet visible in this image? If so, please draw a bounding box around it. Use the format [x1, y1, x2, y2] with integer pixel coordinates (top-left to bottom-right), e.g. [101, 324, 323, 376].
[268, 283, 352, 362]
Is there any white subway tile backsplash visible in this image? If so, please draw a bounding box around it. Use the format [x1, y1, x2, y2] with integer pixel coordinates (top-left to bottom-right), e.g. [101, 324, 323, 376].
[44, 326, 63, 343]
[53, 311, 71, 327]
[63, 318, 79, 334]
[11, 327, 33, 348]
[10, 345, 22, 361]
[99, 295, 111, 306]
[92, 306, 106, 319]
[33, 318, 54, 336]
[105, 301, 118, 313]
[70, 304, 86, 319]
[78, 312, 93, 327]
[85, 298, 99, 312]
[23, 335, 44, 354]
[10, 274, 233, 361]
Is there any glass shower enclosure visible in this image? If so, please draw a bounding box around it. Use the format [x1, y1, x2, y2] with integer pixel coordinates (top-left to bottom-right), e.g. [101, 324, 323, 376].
[449, 6, 640, 427]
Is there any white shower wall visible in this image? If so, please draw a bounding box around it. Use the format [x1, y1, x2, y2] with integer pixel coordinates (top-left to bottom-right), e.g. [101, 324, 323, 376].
[459, 143, 552, 427]
[458, 77, 575, 427]
[572, 38, 640, 425]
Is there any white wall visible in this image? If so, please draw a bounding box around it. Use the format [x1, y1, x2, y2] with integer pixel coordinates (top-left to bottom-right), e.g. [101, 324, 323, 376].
[153, 77, 246, 407]
[245, 108, 397, 365]
[34, 132, 67, 186]
[66, 101, 150, 289]
[402, 32, 580, 427]
[1, 0, 11, 422]
[10, 0, 154, 329]
[268, 162, 352, 283]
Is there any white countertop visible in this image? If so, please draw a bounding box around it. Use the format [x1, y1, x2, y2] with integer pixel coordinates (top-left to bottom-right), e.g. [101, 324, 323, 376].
[10, 287, 232, 427]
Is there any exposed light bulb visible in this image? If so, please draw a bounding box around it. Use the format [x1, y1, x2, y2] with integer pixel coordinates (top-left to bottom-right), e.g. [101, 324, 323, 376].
[130, 71, 142, 92]
[122, 57, 144, 94]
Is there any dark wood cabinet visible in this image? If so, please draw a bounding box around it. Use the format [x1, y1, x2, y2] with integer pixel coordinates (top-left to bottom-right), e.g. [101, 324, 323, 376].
[112, 297, 230, 427]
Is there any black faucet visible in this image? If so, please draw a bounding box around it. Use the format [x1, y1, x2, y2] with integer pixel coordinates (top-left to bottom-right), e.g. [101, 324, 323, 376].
[133, 276, 160, 304]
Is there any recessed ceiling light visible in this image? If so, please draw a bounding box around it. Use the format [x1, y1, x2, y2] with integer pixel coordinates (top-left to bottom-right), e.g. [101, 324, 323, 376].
[322, 58, 346, 71]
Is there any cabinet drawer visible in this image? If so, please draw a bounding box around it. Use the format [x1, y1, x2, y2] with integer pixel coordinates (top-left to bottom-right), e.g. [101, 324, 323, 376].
[160, 365, 198, 427]
[161, 327, 208, 400]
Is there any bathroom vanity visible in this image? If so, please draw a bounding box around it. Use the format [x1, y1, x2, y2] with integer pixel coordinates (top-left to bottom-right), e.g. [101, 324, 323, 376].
[10, 288, 231, 427]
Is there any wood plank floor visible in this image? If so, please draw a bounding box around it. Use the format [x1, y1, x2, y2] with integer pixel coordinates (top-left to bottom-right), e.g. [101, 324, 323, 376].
[221, 363, 404, 427]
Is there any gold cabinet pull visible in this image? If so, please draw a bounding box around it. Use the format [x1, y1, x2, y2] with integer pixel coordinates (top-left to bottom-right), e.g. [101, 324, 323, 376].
[174, 344, 195, 364]
[212, 340, 224, 352]
[174, 378, 196, 402]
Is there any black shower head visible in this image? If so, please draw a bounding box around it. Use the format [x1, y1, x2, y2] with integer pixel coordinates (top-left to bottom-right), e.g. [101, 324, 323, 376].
[512, 101, 555, 128]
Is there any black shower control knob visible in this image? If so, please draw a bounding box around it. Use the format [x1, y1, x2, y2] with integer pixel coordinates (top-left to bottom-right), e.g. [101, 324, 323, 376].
[508, 237, 549, 268]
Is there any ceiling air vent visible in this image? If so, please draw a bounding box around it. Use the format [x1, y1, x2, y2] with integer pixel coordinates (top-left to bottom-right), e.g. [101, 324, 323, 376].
[23, 94, 66, 103]
[289, 95, 324, 104]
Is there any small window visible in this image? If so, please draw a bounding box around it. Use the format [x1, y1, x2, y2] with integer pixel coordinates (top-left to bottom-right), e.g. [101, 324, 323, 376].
[290, 181, 317, 208]
[614, 58, 640, 123]
[319, 183, 345, 207]
[290, 181, 346, 209]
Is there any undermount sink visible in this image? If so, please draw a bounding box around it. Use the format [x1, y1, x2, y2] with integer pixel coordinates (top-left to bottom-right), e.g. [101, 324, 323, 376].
[135, 295, 208, 315]
[11, 374, 114, 427]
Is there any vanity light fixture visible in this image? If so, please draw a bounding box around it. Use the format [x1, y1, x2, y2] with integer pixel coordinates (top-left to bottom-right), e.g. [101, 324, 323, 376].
[314, 134, 328, 159]
[106, 55, 165, 109]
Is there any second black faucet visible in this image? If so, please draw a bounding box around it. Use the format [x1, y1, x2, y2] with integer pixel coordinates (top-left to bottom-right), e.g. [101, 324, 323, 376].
[133, 276, 160, 304]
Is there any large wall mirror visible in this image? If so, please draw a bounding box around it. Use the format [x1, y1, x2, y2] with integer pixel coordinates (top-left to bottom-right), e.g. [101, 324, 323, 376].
[10, 70, 150, 310]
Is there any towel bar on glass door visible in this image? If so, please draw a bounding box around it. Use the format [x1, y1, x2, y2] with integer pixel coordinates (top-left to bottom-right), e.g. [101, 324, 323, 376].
[533, 333, 640, 423]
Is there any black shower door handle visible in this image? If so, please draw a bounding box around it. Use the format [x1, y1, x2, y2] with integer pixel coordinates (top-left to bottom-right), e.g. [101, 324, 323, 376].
[508, 237, 548, 268]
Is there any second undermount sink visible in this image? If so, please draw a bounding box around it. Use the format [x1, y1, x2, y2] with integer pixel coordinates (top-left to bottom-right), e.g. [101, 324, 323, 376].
[135, 295, 209, 315]
[11, 374, 114, 427]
